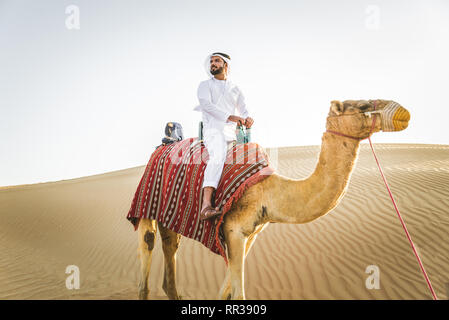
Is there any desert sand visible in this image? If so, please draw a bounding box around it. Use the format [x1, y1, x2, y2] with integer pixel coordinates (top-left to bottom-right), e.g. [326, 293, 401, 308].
[1, 143, 448, 300]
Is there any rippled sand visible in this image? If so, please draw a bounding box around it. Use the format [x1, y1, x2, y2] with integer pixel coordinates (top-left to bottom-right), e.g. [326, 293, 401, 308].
[1, 143, 448, 299]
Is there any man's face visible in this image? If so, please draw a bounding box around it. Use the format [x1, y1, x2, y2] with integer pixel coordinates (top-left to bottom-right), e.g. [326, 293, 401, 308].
[210, 56, 226, 75]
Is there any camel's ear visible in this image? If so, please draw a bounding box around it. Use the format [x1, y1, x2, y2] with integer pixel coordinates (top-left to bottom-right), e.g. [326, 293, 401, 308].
[330, 100, 344, 115]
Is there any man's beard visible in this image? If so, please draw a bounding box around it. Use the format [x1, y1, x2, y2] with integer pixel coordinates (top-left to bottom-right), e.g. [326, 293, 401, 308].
[210, 66, 224, 75]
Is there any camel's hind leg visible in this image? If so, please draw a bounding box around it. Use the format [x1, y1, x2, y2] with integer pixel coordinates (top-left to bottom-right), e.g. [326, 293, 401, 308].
[158, 222, 182, 300]
[137, 218, 158, 300]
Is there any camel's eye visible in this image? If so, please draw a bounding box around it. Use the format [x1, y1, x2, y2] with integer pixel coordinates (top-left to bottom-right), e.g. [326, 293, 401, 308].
[359, 103, 370, 111]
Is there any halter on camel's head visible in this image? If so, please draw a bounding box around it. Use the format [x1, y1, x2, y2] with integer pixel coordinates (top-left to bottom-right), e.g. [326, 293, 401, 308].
[325, 100, 410, 141]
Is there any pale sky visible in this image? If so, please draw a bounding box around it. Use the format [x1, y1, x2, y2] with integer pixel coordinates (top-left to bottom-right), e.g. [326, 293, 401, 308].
[1, 0, 448, 187]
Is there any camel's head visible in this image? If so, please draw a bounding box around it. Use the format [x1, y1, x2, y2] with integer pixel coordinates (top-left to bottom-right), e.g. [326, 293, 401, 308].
[326, 100, 410, 139]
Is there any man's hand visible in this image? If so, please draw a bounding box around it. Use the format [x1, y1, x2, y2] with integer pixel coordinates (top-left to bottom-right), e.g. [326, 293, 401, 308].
[227, 115, 246, 126]
[244, 117, 254, 128]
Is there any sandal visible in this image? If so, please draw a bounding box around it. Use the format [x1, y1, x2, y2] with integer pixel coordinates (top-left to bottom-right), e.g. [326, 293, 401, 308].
[200, 205, 222, 221]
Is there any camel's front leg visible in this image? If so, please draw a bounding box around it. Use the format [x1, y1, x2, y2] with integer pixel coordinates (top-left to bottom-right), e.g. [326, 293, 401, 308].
[224, 226, 247, 300]
[219, 223, 268, 300]
[158, 222, 182, 300]
[219, 233, 257, 300]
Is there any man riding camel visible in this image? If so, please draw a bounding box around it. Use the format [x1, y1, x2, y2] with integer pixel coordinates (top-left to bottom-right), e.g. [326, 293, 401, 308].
[194, 52, 254, 221]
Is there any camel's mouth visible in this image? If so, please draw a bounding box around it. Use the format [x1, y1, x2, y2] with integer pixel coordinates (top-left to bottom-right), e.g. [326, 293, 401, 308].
[381, 102, 410, 132]
[391, 106, 410, 131]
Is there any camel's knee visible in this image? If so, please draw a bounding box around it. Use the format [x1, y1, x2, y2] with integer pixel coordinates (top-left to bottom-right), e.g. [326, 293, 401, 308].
[144, 230, 155, 250]
[138, 219, 157, 252]
[165, 234, 181, 250]
[159, 223, 181, 253]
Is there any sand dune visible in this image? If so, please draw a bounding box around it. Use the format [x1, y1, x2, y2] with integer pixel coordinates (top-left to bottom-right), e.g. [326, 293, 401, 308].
[1, 143, 448, 300]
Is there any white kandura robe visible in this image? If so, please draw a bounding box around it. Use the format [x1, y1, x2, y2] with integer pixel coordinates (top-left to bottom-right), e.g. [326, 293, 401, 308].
[194, 77, 250, 189]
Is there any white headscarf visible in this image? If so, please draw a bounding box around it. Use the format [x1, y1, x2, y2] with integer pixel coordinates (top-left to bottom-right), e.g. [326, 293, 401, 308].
[204, 53, 231, 78]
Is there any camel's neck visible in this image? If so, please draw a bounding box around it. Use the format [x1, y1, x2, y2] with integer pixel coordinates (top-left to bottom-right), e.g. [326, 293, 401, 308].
[267, 132, 361, 224]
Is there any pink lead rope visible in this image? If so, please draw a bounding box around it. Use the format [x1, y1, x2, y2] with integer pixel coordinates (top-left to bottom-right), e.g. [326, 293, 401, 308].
[367, 137, 438, 300]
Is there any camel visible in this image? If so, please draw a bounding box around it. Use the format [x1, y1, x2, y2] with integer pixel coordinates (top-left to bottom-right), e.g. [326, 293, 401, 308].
[136, 99, 410, 300]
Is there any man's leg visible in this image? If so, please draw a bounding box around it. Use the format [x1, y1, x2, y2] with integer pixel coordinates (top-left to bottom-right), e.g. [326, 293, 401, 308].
[201, 186, 215, 211]
[200, 159, 225, 219]
[200, 139, 235, 220]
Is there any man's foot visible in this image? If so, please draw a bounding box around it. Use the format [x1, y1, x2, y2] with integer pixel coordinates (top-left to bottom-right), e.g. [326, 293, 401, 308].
[200, 205, 222, 221]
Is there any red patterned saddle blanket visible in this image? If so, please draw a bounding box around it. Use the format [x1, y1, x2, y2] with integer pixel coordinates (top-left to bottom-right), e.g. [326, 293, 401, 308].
[126, 137, 274, 263]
